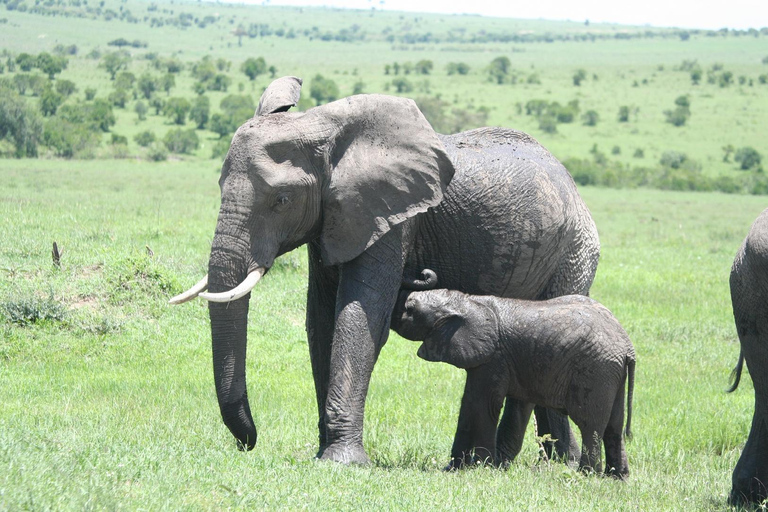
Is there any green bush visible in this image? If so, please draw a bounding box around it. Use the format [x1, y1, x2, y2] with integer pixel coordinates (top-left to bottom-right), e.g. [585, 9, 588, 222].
[734, 146, 762, 170]
[582, 110, 599, 126]
[43, 119, 101, 158]
[310, 74, 340, 104]
[1, 293, 67, 326]
[146, 141, 168, 161]
[163, 128, 199, 154]
[134, 130, 156, 147]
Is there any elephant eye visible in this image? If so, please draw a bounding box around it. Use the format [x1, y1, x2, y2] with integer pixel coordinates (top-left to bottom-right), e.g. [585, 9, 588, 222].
[274, 194, 291, 211]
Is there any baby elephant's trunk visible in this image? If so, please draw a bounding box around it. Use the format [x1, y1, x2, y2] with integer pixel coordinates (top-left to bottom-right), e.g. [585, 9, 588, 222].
[625, 355, 636, 440]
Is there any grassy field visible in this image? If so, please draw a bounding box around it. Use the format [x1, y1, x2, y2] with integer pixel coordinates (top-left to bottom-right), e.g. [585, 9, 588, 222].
[1, 2, 767, 509]
[0, 159, 765, 510]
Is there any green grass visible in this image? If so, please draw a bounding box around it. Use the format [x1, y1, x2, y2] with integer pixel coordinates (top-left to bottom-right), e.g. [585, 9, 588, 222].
[1, 160, 765, 510]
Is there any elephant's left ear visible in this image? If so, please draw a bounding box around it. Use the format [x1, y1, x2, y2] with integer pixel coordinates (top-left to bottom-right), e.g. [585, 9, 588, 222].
[255, 76, 302, 116]
[312, 94, 455, 266]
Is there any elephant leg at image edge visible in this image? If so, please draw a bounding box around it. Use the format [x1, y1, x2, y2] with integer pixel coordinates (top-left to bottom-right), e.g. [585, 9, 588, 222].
[307, 230, 406, 464]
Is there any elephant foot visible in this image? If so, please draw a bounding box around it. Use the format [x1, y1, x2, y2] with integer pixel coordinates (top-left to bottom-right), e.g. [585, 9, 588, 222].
[729, 481, 768, 505]
[316, 442, 371, 465]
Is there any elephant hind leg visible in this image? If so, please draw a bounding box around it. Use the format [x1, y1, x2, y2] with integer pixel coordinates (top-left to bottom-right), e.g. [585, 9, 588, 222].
[534, 406, 580, 465]
[730, 403, 768, 504]
[578, 428, 603, 475]
[603, 382, 629, 479]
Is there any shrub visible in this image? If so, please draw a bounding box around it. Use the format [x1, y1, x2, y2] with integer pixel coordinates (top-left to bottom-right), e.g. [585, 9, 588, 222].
[110, 133, 128, 145]
[618, 106, 630, 122]
[1, 293, 67, 326]
[163, 128, 199, 154]
[582, 110, 599, 126]
[55, 79, 77, 97]
[446, 62, 470, 75]
[0, 87, 44, 157]
[487, 56, 511, 84]
[538, 115, 558, 134]
[611, 146, 621, 155]
[573, 68, 587, 86]
[664, 96, 690, 127]
[241, 57, 266, 81]
[39, 89, 64, 116]
[633, 148, 645, 158]
[146, 141, 168, 161]
[84, 87, 97, 101]
[134, 130, 156, 147]
[391, 77, 413, 93]
[211, 138, 230, 159]
[43, 119, 101, 158]
[189, 95, 210, 129]
[735, 147, 762, 170]
[415, 60, 433, 75]
[135, 101, 148, 121]
[163, 97, 191, 125]
[310, 75, 340, 104]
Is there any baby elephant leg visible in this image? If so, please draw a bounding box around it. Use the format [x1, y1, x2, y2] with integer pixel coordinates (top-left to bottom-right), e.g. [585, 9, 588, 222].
[603, 384, 630, 479]
[578, 428, 604, 475]
[448, 368, 505, 469]
[495, 398, 535, 467]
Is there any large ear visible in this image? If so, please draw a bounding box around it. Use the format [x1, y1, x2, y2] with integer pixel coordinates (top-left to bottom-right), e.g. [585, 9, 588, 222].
[419, 298, 498, 369]
[307, 94, 455, 266]
[255, 76, 302, 116]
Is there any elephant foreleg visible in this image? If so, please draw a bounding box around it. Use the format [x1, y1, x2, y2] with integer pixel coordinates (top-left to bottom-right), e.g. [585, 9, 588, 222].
[449, 367, 506, 469]
[495, 398, 535, 467]
[318, 226, 407, 464]
[306, 242, 340, 455]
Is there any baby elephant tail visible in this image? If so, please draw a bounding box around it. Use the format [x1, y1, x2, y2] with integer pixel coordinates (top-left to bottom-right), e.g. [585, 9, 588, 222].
[726, 350, 744, 393]
[625, 355, 635, 441]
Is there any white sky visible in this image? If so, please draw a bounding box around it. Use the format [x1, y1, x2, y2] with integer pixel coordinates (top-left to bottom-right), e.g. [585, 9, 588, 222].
[257, 0, 768, 30]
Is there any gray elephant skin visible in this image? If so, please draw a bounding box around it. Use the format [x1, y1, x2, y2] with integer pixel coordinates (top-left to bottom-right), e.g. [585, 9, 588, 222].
[728, 208, 768, 504]
[395, 289, 635, 477]
[170, 76, 600, 465]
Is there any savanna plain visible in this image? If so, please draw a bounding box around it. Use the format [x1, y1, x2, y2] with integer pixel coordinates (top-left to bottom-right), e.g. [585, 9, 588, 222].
[1, 1, 767, 509]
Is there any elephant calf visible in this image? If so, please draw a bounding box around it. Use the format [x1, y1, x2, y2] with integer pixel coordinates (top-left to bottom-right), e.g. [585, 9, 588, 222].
[395, 288, 635, 478]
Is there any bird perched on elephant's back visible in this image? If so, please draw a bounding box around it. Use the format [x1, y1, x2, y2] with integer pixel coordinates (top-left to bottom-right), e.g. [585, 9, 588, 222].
[728, 208, 768, 504]
[170, 76, 600, 465]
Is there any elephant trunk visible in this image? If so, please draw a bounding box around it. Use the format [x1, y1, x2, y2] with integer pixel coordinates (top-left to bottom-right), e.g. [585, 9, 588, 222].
[207, 211, 261, 450]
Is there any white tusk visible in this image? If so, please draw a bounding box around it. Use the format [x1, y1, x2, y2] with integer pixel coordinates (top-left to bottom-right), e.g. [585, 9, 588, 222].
[168, 275, 209, 305]
[198, 268, 265, 303]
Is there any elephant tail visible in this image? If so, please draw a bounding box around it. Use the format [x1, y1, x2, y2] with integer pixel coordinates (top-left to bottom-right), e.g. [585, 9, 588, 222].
[726, 350, 744, 393]
[625, 355, 635, 441]
[401, 268, 438, 291]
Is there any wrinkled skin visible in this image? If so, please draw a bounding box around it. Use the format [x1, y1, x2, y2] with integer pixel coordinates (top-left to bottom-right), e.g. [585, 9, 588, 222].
[395, 289, 635, 478]
[728, 208, 768, 504]
[190, 77, 600, 464]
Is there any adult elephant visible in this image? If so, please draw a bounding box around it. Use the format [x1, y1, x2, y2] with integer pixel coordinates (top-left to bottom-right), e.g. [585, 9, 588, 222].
[170, 76, 600, 465]
[728, 207, 768, 504]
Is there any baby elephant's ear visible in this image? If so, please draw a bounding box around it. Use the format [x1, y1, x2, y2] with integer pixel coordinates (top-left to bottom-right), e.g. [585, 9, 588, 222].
[425, 299, 498, 369]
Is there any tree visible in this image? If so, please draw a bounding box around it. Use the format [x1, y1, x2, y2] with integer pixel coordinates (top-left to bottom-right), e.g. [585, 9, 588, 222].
[415, 60, 433, 75]
[664, 95, 690, 127]
[617, 105, 630, 122]
[0, 87, 44, 157]
[446, 62, 470, 75]
[735, 147, 762, 170]
[114, 71, 136, 91]
[40, 88, 64, 116]
[241, 57, 267, 81]
[690, 67, 703, 85]
[135, 101, 148, 121]
[573, 68, 587, 86]
[161, 73, 175, 95]
[352, 80, 365, 95]
[488, 56, 511, 84]
[163, 128, 199, 154]
[190, 95, 210, 129]
[137, 73, 157, 99]
[208, 74, 232, 92]
[268, 65, 277, 78]
[310, 75, 339, 105]
[134, 130, 156, 147]
[191, 56, 217, 83]
[15, 53, 36, 72]
[582, 110, 600, 126]
[84, 88, 97, 101]
[101, 51, 130, 80]
[36, 52, 67, 79]
[391, 77, 413, 93]
[55, 79, 77, 97]
[163, 97, 191, 125]
[108, 88, 130, 108]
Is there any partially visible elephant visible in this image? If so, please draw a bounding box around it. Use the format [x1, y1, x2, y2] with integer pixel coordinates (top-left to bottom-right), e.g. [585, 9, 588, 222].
[170, 76, 600, 464]
[728, 208, 768, 504]
[395, 288, 635, 478]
